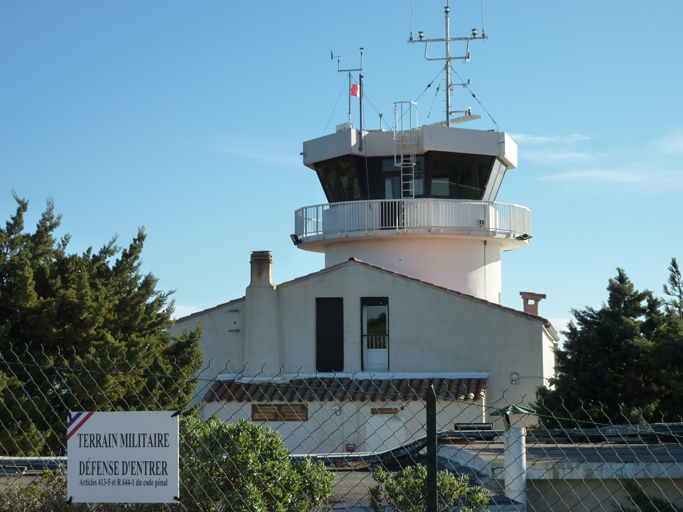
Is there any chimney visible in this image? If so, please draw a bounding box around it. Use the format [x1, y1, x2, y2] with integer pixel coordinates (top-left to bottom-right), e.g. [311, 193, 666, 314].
[520, 292, 546, 316]
[243, 251, 283, 380]
[250, 250, 274, 287]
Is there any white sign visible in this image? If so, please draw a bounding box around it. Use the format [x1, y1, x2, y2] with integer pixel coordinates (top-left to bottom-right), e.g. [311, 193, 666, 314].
[67, 411, 179, 503]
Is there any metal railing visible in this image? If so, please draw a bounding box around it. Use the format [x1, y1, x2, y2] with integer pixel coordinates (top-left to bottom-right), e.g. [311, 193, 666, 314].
[294, 199, 530, 242]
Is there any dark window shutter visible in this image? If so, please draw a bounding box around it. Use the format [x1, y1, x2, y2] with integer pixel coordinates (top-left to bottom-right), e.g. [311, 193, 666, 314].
[316, 298, 344, 372]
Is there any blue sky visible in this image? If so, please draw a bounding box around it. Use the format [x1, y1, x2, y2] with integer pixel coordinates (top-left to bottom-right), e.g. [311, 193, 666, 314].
[2, 1, 682, 337]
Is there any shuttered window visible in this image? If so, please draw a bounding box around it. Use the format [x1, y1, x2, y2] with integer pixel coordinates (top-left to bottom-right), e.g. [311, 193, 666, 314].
[316, 298, 344, 372]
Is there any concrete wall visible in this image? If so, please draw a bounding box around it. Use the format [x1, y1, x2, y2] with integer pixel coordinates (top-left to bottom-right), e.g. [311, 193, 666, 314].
[203, 399, 485, 455]
[528, 478, 683, 512]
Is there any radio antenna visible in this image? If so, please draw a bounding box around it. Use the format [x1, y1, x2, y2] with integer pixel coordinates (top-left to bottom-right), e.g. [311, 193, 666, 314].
[408, 6, 487, 127]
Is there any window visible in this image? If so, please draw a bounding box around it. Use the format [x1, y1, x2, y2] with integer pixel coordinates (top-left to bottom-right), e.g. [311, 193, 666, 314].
[361, 297, 389, 371]
[252, 404, 308, 422]
[316, 298, 344, 372]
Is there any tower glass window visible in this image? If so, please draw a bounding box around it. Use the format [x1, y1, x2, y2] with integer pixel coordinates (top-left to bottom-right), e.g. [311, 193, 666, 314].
[313, 153, 497, 202]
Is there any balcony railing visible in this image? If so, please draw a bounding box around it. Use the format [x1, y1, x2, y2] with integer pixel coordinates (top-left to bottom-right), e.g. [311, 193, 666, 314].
[294, 199, 530, 242]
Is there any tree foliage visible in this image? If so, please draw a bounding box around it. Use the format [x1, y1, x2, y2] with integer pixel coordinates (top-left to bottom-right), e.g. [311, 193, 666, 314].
[535, 267, 683, 427]
[369, 465, 490, 512]
[0, 195, 203, 456]
[663, 257, 683, 319]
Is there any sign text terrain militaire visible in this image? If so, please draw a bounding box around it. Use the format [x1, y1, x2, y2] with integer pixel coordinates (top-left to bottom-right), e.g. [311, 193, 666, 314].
[67, 411, 179, 504]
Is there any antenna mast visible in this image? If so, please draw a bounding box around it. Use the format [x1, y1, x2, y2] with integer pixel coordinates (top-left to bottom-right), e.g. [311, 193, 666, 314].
[334, 49, 364, 124]
[408, 5, 487, 127]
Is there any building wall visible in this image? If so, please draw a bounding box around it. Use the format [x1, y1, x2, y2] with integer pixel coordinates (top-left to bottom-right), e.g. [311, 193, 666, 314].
[324, 237, 502, 303]
[174, 260, 553, 424]
[202, 399, 485, 455]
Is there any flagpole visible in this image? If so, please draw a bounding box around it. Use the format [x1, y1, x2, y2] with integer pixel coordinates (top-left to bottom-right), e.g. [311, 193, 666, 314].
[359, 73, 364, 152]
[348, 71, 352, 123]
[336, 48, 363, 126]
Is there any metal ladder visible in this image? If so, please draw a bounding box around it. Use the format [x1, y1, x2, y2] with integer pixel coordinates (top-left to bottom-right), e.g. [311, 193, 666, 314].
[393, 102, 418, 200]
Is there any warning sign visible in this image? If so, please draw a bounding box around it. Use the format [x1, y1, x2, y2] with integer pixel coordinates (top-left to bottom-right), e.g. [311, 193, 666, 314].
[67, 411, 179, 503]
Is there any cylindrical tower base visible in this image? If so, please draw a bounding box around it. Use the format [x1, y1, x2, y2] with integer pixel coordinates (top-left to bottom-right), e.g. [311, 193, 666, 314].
[324, 237, 502, 303]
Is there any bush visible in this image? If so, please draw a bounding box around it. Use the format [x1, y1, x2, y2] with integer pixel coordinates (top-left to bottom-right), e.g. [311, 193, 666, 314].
[179, 415, 334, 511]
[368, 464, 489, 512]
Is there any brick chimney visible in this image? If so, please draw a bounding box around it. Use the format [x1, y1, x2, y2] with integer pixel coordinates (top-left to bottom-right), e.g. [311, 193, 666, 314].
[520, 292, 546, 316]
[243, 251, 283, 380]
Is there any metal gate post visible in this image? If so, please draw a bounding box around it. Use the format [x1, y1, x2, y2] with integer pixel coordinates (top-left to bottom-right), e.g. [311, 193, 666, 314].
[427, 385, 437, 512]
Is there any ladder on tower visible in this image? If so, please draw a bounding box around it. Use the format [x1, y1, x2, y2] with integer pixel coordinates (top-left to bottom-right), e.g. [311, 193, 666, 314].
[393, 102, 418, 201]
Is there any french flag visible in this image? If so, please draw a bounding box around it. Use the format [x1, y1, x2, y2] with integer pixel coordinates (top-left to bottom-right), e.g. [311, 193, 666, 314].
[67, 412, 94, 441]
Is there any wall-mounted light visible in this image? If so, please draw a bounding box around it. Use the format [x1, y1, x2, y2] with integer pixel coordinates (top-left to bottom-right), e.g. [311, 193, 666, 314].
[290, 234, 302, 246]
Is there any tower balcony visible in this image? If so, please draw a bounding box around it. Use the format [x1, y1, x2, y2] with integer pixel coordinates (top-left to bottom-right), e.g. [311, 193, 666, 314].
[294, 198, 531, 252]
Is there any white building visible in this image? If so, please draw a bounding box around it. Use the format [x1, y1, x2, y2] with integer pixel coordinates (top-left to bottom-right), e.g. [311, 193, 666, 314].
[173, 120, 558, 454]
[174, 12, 558, 454]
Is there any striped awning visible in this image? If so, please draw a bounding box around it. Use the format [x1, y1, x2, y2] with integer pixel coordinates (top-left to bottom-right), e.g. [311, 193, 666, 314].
[204, 376, 486, 404]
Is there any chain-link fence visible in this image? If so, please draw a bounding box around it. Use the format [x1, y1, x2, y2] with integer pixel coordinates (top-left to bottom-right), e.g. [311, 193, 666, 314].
[2, 348, 683, 512]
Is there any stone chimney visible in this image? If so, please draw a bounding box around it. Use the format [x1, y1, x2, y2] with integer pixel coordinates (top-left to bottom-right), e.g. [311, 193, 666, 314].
[243, 251, 283, 380]
[250, 250, 274, 286]
[520, 292, 546, 316]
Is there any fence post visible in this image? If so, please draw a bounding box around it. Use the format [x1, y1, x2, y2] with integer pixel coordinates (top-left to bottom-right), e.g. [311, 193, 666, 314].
[504, 427, 527, 511]
[427, 384, 437, 512]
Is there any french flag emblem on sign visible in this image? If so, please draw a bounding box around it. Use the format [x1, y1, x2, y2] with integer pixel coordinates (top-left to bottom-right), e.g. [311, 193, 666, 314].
[351, 84, 360, 97]
[67, 411, 95, 440]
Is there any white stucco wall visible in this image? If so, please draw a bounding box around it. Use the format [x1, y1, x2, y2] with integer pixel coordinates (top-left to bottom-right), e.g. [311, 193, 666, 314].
[203, 399, 485, 455]
[324, 237, 502, 303]
[173, 299, 245, 377]
[175, 259, 553, 423]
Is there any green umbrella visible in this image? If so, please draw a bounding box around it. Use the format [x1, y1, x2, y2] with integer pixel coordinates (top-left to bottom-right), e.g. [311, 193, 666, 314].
[490, 404, 534, 430]
[490, 405, 534, 416]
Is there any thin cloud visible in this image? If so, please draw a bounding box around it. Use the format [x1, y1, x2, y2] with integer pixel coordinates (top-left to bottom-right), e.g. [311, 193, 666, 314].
[511, 133, 593, 145]
[524, 150, 594, 164]
[652, 128, 683, 155]
[173, 305, 201, 320]
[540, 167, 683, 185]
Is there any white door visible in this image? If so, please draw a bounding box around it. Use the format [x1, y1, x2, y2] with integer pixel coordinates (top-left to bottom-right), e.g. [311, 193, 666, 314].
[362, 303, 388, 371]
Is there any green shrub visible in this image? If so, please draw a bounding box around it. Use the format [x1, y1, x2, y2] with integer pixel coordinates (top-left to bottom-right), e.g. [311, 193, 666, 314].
[369, 464, 489, 512]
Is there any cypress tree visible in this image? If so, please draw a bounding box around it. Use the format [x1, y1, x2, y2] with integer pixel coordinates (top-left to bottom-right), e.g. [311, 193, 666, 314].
[0, 194, 203, 455]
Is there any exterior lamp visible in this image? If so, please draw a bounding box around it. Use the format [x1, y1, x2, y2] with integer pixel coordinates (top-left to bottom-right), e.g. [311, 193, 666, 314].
[418, 31, 424, 40]
[472, 28, 477, 37]
[290, 234, 302, 246]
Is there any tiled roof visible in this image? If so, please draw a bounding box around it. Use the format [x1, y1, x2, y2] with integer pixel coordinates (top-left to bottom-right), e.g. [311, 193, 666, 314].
[204, 376, 487, 404]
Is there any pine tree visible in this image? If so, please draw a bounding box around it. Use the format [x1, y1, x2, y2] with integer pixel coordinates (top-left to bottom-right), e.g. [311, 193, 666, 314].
[535, 269, 663, 427]
[0, 194, 203, 456]
[663, 257, 683, 319]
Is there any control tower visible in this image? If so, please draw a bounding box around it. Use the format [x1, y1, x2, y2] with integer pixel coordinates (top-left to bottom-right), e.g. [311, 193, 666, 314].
[292, 7, 530, 304]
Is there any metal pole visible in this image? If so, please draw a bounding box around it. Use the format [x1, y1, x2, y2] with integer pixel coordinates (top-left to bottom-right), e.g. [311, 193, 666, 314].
[445, 6, 451, 127]
[359, 74, 364, 151]
[348, 71, 352, 124]
[426, 385, 437, 512]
